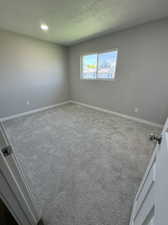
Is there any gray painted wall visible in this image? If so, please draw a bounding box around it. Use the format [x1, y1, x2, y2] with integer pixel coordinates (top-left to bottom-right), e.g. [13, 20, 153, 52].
[0, 30, 69, 118]
[69, 19, 168, 125]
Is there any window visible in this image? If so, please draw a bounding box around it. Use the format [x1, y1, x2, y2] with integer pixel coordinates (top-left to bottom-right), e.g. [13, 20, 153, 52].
[81, 50, 118, 80]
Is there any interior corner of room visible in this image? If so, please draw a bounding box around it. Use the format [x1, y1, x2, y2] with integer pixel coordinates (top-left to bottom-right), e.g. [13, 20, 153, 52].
[0, 20, 168, 126]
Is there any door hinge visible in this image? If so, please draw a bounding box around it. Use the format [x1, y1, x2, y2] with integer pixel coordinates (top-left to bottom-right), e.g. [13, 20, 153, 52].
[1, 145, 13, 157]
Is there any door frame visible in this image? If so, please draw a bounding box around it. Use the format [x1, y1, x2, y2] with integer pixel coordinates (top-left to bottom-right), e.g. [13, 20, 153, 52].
[0, 122, 40, 225]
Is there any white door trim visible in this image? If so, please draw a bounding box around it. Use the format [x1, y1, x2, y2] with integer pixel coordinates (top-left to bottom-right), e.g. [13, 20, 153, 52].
[0, 123, 39, 225]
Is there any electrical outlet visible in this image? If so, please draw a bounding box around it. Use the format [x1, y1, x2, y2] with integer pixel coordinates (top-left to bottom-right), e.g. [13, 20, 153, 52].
[134, 107, 139, 113]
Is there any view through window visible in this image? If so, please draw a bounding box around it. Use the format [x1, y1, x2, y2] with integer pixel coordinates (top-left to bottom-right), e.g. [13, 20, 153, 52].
[81, 50, 118, 80]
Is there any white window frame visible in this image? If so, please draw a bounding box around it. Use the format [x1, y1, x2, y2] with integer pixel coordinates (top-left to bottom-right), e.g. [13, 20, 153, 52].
[80, 49, 118, 80]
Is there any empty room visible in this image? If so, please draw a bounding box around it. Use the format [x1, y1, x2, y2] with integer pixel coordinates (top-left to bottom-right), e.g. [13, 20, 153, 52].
[0, 1, 168, 225]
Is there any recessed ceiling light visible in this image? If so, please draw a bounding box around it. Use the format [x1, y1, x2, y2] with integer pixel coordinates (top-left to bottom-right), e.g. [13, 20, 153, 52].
[40, 24, 49, 31]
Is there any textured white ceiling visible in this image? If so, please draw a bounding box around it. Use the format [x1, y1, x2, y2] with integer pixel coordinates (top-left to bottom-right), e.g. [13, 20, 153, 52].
[0, 0, 168, 45]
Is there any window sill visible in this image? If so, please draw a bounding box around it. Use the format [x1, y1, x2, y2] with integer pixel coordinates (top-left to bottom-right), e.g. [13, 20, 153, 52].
[80, 78, 115, 81]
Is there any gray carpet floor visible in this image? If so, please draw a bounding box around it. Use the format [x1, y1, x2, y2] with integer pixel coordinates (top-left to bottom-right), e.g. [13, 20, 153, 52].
[4, 103, 160, 225]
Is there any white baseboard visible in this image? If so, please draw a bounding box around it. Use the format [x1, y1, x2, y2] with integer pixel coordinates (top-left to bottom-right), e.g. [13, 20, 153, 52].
[70, 100, 163, 128]
[0, 99, 163, 128]
[0, 100, 71, 122]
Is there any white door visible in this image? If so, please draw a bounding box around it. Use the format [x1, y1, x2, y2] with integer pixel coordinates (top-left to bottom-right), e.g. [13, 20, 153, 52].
[129, 118, 168, 225]
[0, 122, 40, 225]
[155, 126, 168, 225]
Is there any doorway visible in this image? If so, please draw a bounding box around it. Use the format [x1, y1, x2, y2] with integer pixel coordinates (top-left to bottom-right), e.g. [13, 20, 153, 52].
[0, 197, 19, 225]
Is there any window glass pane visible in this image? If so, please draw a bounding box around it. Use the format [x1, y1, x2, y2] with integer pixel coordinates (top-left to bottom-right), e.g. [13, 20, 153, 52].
[97, 51, 118, 79]
[82, 54, 97, 79]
